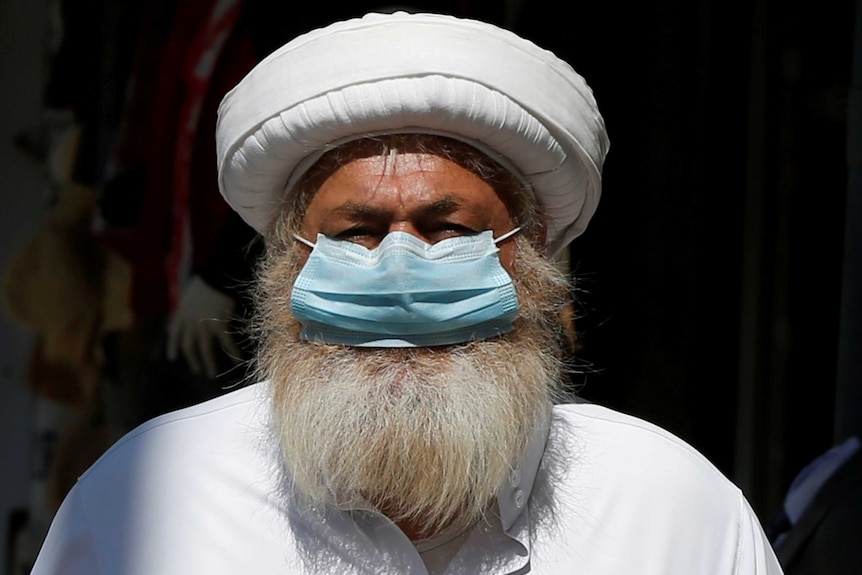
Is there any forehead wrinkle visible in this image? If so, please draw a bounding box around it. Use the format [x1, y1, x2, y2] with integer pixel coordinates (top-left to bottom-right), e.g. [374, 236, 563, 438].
[331, 194, 470, 221]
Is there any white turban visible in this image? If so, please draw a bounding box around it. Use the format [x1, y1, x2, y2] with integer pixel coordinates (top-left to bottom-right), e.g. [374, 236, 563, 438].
[216, 11, 609, 256]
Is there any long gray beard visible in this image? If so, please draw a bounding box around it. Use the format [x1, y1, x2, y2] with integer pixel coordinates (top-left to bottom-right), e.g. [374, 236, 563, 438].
[254, 235, 572, 536]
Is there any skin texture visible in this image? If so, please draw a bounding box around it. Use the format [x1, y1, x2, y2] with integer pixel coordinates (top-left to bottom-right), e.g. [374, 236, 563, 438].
[298, 151, 521, 269]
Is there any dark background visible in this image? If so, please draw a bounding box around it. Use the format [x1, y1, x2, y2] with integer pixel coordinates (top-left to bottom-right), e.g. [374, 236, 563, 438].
[518, 0, 858, 520]
[23, 0, 862, 525]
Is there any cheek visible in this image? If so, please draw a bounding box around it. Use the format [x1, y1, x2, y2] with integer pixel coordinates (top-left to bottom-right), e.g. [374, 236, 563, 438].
[498, 241, 517, 274]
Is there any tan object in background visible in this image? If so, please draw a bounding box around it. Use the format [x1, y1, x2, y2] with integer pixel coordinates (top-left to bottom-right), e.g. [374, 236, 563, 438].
[2, 181, 133, 407]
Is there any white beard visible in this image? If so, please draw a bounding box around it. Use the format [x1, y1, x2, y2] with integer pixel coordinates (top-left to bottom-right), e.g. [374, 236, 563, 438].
[255, 236, 571, 537]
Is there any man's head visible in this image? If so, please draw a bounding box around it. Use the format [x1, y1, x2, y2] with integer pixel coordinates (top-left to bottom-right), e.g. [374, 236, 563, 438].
[215, 11, 608, 537]
[255, 133, 573, 537]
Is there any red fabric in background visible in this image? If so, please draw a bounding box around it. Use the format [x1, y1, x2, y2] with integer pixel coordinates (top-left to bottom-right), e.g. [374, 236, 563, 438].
[99, 0, 256, 318]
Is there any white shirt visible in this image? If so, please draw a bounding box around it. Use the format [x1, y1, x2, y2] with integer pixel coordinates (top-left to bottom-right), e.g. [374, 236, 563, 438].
[31, 383, 783, 574]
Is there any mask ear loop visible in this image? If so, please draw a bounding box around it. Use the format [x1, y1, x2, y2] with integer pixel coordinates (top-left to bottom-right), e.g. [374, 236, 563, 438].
[493, 227, 521, 244]
[293, 234, 317, 249]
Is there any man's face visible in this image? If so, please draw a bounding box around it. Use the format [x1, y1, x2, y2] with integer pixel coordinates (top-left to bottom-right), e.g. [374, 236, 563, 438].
[298, 151, 519, 268]
[258, 139, 570, 538]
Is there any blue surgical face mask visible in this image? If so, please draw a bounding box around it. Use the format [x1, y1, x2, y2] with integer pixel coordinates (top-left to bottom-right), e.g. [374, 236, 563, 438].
[290, 229, 521, 347]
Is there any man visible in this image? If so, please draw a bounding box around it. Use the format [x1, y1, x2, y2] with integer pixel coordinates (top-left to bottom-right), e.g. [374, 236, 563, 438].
[31, 11, 783, 574]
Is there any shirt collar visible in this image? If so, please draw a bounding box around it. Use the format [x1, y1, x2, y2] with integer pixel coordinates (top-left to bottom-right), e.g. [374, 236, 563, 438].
[496, 405, 552, 531]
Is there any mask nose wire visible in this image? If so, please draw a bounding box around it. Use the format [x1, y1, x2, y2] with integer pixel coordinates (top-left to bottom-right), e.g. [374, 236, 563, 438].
[294, 227, 521, 248]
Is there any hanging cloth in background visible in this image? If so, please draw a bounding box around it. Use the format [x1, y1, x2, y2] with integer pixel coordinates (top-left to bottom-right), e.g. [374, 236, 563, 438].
[166, 0, 245, 311]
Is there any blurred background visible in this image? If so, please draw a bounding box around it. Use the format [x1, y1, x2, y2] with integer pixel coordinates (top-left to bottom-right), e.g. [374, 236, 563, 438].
[0, 0, 859, 573]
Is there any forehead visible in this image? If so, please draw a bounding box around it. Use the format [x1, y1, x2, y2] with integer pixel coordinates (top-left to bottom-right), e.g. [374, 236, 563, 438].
[317, 151, 497, 201]
[294, 135, 525, 221]
[303, 150, 511, 227]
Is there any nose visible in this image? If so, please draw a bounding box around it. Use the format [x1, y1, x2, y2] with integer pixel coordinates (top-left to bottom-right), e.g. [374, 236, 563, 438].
[386, 221, 426, 243]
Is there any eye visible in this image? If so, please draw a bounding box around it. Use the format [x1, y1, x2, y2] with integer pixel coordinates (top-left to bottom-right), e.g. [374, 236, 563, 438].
[425, 222, 479, 241]
[332, 226, 383, 246]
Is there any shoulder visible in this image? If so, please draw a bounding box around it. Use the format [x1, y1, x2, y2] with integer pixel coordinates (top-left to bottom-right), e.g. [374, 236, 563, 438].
[550, 401, 735, 494]
[32, 383, 301, 574]
[82, 383, 270, 477]
[72, 382, 280, 514]
[534, 403, 783, 572]
[546, 403, 742, 546]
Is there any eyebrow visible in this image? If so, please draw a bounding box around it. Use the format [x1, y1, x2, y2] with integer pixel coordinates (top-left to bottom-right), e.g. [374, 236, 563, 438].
[332, 195, 465, 221]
